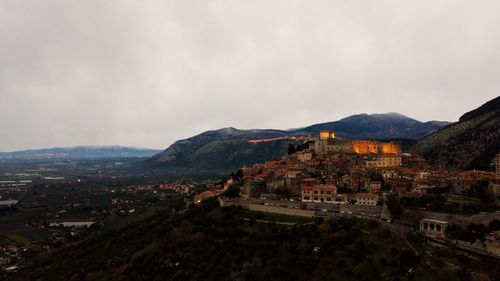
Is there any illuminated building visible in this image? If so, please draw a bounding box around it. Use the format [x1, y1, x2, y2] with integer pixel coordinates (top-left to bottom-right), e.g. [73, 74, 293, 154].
[313, 132, 402, 155]
[319, 130, 335, 139]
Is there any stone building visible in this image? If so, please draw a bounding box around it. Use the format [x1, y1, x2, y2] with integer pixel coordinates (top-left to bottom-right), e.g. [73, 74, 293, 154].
[365, 155, 402, 168]
[301, 185, 337, 203]
[354, 193, 379, 206]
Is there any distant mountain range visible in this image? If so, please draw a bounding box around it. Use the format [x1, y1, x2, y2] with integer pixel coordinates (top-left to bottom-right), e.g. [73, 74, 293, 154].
[151, 113, 450, 172]
[411, 96, 500, 170]
[0, 146, 162, 160]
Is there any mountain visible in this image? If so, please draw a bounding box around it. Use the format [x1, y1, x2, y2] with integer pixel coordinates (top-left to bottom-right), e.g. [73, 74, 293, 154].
[410, 96, 500, 170]
[151, 113, 449, 172]
[150, 128, 294, 172]
[0, 146, 162, 160]
[294, 113, 449, 140]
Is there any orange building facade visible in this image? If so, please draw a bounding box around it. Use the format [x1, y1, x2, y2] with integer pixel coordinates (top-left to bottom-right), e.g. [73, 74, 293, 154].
[314, 131, 402, 155]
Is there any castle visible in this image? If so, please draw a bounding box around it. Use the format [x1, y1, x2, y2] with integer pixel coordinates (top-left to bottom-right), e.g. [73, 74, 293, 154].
[313, 130, 402, 155]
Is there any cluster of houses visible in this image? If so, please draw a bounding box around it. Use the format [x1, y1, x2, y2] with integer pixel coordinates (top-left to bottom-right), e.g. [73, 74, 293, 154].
[234, 131, 499, 208]
[219, 132, 500, 256]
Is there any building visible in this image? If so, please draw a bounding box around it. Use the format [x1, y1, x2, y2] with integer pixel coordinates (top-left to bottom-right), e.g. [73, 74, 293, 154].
[49, 222, 96, 228]
[354, 193, 379, 206]
[419, 219, 449, 240]
[301, 185, 337, 203]
[319, 130, 335, 139]
[0, 200, 18, 207]
[284, 170, 303, 195]
[365, 181, 382, 194]
[297, 151, 313, 162]
[365, 155, 402, 168]
[352, 140, 378, 154]
[313, 131, 402, 155]
[496, 154, 500, 179]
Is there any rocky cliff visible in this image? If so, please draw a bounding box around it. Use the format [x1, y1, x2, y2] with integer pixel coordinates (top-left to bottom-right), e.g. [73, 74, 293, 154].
[410, 96, 500, 170]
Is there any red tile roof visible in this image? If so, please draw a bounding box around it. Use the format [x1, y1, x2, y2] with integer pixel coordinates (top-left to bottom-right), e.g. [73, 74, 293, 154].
[355, 193, 379, 199]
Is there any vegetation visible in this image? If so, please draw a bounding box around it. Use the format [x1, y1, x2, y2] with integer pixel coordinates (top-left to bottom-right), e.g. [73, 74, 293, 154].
[400, 192, 498, 214]
[410, 95, 500, 170]
[9, 199, 435, 281]
[446, 220, 500, 243]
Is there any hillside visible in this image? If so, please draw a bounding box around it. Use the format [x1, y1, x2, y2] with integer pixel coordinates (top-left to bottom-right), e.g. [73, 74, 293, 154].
[410, 96, 500, 170]
[5, 199, 440, 281]
[0, 146, 161, 160]
[151, 113, 449, 172]
[150, 128, 293, 172]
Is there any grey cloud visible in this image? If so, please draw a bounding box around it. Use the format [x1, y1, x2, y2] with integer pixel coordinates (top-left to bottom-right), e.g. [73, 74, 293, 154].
[0, 0, 499, 151]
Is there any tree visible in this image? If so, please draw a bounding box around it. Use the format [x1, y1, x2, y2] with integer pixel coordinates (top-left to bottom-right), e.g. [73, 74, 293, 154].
[386, 195, 403, 220]
[287, 144, 296, 155]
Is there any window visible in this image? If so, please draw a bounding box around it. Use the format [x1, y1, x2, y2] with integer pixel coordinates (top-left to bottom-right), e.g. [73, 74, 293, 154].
[314, 197, 318, 200]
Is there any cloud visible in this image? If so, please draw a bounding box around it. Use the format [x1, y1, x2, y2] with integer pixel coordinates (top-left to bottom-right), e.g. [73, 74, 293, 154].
[0, 0, 499, 151]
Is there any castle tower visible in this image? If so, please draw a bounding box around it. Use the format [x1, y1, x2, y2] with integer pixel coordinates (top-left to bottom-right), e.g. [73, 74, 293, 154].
[319, 130, 335, 139]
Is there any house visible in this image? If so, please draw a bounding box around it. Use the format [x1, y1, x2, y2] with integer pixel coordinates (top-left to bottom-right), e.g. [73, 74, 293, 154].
[301, 185, 337, 203]
[354, 193, 379, 206]
[297, 152, 313, 162]
[365, 181, 382, 194]
[0, 200, 18, 207]
[365, 155, 402, 168]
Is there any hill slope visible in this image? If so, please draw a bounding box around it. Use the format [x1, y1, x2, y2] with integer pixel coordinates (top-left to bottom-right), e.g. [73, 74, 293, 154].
[151, 113, 449, 172]
[0, 146, 161, 160]
[150, 128, 293, 172]
[410, 96, 500, 170]
[6, 200, 433, 281]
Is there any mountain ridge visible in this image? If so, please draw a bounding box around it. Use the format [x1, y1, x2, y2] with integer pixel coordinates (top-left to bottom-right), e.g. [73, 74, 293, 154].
[0, 146, 162, 160]
[410, 96, 500, 170]
[152, 112, 450, 172]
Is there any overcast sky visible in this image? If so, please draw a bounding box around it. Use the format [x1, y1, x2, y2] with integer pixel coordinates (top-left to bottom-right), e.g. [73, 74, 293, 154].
[0, 1, 499, 151]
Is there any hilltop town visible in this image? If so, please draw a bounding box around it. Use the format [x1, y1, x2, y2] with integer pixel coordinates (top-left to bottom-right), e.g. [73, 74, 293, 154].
[203, 130, 500, 257]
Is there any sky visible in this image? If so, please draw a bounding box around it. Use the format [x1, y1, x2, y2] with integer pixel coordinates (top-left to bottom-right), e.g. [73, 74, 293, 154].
[0, 1, 499, 151]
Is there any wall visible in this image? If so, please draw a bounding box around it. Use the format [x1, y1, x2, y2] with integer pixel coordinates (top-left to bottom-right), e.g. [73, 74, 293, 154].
[403, 209, 500, 226]
[248, 204, 315, 217]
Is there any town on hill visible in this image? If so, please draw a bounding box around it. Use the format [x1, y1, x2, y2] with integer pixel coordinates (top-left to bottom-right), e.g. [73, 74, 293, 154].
[195, 129, 500, 259]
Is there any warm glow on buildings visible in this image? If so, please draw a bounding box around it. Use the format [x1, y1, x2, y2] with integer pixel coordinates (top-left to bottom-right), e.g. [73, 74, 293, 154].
[314, 132, 401, 155]
[352, 140, 378, 154]
[380, 142, 399, 154]
[319, 130, 335, 139]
